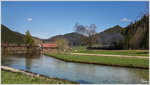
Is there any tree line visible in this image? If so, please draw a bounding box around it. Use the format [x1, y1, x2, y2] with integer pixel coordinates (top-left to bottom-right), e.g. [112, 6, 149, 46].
[122, 15, 149, 50]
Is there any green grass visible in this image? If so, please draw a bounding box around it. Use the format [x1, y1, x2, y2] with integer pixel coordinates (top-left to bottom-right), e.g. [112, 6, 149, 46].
[71, 50, 149, 57]
[44, 53, 149, 68]
[1, 70, 74, 84]
[71, 46, 87, 50]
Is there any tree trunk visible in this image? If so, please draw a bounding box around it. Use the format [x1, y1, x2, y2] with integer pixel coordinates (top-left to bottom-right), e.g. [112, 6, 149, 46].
[26, 46, 31, 55]
[89, 35, 92, 50]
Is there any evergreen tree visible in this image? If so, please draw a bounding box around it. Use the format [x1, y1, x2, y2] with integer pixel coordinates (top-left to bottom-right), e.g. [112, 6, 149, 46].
[24, 30, 35, 54]
[122, 15, 149, 49]
[24, 30, 34, 46]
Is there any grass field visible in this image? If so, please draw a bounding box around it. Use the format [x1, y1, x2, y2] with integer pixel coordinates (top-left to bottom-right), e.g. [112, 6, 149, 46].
[44, 53, 149, 68]
[1, 70, 74, 84]
[70, 49, 149, 57]
[71, 46, 87, 50]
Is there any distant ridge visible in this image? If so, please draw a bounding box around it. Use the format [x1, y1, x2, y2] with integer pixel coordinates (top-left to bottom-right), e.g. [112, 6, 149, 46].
[43, 32, 85, 46]
[45, 25, 124, 46]
[98, 25, 124, 45]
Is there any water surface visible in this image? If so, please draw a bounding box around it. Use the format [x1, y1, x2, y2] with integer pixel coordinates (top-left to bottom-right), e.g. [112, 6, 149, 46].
[1, 54, 149, 84]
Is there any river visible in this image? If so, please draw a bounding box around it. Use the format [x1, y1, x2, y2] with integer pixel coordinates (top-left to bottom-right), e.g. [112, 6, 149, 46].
[1, 54, 149, 84]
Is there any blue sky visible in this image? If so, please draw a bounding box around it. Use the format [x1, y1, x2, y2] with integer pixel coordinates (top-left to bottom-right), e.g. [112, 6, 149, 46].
[2, 1, 148, 39]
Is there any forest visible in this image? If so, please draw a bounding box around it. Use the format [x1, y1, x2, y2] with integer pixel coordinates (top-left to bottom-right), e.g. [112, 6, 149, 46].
[122, 15, 149, 49]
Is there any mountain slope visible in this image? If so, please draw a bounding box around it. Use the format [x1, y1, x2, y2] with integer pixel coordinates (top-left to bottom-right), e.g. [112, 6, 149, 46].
[43, 32, 85, 46]
[98, 25, 124, 45]
[1, 24, 25, 45]
[1, 24, 124, 46]
[45, 25, 124, 46]
[1, 24, 42, 45]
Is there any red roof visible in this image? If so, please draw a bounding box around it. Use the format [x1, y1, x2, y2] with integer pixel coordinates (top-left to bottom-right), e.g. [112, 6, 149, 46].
[42, 42, 58, 48]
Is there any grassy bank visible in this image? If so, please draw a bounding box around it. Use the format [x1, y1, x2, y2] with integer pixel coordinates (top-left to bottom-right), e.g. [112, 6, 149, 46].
[1, 70, 75, 84]
[44, 53, 149, 69]
[71, 50, 149, 57]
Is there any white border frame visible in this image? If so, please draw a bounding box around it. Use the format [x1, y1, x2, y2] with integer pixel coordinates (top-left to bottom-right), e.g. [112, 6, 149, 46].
[0, 0, 149, 85]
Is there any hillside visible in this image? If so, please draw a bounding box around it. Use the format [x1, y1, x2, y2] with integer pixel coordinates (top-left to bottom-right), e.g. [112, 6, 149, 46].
[122, 15, 149, 49]
[1, 24, 42, 45]
[43, 32, 85, 46]
[1, 24, 25, 45]
[98, 25, 124, 45]
[1, 24, 82, 46]
[44, 25, 124, 46]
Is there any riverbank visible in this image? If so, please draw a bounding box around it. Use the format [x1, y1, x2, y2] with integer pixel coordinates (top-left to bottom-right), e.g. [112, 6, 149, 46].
[1, 66, 78, 84]
[44, 53, 149, 69]
[71, 50, 149, 57]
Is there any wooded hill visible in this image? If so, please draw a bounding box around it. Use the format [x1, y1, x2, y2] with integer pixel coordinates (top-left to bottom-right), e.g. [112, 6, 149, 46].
[44, 25, 124, 46]
[1, 24, 25, 45]
[2, 24, 124, 46]
[98, 25, 124, 45]
[122, 15, 149, 49]
[43, 32, 85, 46]
[1, 24, 42, 45]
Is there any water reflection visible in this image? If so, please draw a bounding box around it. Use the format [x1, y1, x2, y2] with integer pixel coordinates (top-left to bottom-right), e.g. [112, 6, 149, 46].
[25, 54, 40, 70]
[1, 54, 149, 84]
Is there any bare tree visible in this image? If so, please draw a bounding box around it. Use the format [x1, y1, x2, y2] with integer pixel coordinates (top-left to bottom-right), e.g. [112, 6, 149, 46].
[75, 23, 100, 50]
[55, 37, 69, 53]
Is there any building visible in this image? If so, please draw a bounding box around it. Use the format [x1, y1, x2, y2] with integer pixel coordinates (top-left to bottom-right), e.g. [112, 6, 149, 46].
[42, 42, 58, 51]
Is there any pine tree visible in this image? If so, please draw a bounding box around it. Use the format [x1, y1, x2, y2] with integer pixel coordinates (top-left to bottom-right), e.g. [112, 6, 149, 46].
[24, 30, 35, 54]
[24, 30, 34, 46]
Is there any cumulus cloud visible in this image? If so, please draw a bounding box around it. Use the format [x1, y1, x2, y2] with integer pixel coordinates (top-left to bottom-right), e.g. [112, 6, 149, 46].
[121, 18, 132, 22]
[27, 17, 32, 21]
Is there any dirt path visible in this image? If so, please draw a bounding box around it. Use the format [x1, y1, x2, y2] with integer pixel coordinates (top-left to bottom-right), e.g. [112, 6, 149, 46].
[64, 52, 149, 59]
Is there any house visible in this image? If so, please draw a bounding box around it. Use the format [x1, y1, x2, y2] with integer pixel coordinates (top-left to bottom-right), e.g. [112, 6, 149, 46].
[42, 42, 58, 51]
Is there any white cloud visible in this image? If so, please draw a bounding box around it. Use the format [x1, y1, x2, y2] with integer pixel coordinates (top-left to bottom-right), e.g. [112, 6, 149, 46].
[121, 18, 132, 22]
[27, 17, 32, 21]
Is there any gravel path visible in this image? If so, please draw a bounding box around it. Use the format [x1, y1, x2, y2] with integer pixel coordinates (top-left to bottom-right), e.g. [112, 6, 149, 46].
[65, 52, 149, 59]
